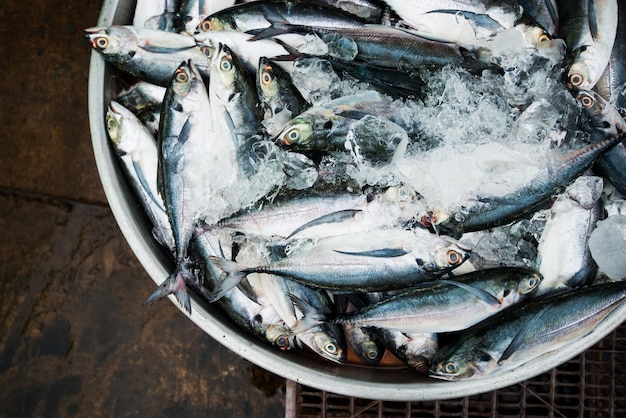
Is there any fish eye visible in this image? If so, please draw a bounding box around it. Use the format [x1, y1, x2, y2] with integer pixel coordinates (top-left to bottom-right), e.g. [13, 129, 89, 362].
[281, 128, 300, 145]
[444, 361, 458, 374]
[579, 94, 594, 108]
[570, 73, 584, 87]
[275, 335, 289, 348]
[366, 349, 379, 360]
[174, 69, 189, 83]
[446, 249, 463, 266]
[261, 68, 274, 86]
[106, 116, 117, 129]
[324, 342, 337, 354]
[220, 55, 233, 72]
[538, 32, 551, 43]
[200, 20, 212, 32]
[200, 46, 213, 59]
[525, 274, 541, 291]
[94, 36, 109, 50]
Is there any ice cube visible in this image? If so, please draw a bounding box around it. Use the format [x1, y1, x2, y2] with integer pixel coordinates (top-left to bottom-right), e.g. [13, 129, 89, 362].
[588, 215, 626, 280]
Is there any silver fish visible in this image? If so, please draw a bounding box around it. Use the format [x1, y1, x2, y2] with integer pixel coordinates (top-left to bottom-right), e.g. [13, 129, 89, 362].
[209, 228, 470, 292]
[558, 0, 619, 90]
[85, 25, 212, 86]
[106, 100, 175, 253]
[327, 267, 541, 333]
[535, 176, 603, 294]
[430, 281, 626, 380]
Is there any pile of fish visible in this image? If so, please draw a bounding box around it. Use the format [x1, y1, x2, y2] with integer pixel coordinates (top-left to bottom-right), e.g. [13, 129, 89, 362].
[87, 0, 626, 380]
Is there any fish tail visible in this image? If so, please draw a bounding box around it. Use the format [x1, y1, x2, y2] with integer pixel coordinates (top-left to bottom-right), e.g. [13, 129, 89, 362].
[287, 294, 326, 335]
[144, 270, 192, 313]
[206, 256, 249, 302]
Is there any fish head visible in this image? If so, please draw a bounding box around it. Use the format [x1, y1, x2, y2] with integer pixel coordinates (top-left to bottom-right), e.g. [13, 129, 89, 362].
[429, 237, 471, 272]
[211, 43, 242, 95]
[85, 26, 134, 65]
[573, 89, 626, 138]
[275, 117, 315, 150]
[517, 272, 543, 296]
[257, 57, 280, 102]
[195, 37, 219, 66]
[567, 48, 605, 91]
[518, 24, 565, 65]
[170, 60, 203, 98]
[429, 354, 485, 380]
[308, 325, 347, 364]
[266, 325, 295, 351]
[105, 101, 125, 149]
[197, 16, 229, 33]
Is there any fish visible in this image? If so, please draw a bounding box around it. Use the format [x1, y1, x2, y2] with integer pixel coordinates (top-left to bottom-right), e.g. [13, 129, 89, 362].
[535, 176, 603, 294]
[374, 328, 438, 373]
[209, 42, 264, 174]
[256, 56, 309, 137]
[517, 0, 559, 37]
[85, 25, 212, 86]
[558, 0, 619, 90]
[115, 80, 167, 116]
[144, 60, 220, 312]
[438, 90, 626, 237]
[430, 281, 626, 380]
[197, 0, 369, 34]
[311, 267, 541, 334]
[106, 100, 175, 254]
[209, 227, 470, 292]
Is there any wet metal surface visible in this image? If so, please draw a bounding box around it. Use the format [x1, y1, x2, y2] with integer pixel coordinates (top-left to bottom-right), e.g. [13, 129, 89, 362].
[0, 1, 285, 416]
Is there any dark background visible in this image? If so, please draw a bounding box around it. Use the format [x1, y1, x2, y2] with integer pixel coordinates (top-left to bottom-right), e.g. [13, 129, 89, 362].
[0, 1, 285, 416]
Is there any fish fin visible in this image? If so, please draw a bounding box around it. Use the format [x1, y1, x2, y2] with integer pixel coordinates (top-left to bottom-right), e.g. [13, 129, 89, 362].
[332, 109, 371, 120]
[144, 270, 192, 313]
[497, 302, 554, 364]
[438, 279, 501, 306]
[334, 248, 410, 257]
[287, 293, 326, 334]
[426, 9, 503, 32]
[132, 160, 165, 211]
[138, 42, 197, 54]
[588, 0, 598, 40]
[287, 209, 361, 238]
[205, 257, 250, 302]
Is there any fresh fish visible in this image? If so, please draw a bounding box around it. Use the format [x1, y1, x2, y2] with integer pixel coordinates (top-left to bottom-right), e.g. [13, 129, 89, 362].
[430, 281, 626, 380]
[144, 60, 219, 312]
[321, 267, 541, 333]
[256, 56, 309, 137]
[85, 25, 212, 86]
[254, 23, 491, 74]
[209, 227, 470, 292]
[592, 0, 626, 195]
[106, 101, 175, 253]
[374, 328, 438, 373]
[558, 0, 619, 90]
[315, 0, 386, 22]
[178, 0, 215, 35]
[535, 176, 603, 294]
[382, 0, 562, 65]
[197, 0, 369, 34]
[209, 42, 264, 173]
[439, 90, 626, 237]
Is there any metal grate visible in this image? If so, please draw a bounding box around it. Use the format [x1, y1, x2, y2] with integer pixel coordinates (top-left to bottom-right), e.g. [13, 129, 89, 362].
[287, 321, 626, 417]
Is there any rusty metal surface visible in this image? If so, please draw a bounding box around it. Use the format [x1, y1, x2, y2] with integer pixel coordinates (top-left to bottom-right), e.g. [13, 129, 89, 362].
[290, 321, 626, 417]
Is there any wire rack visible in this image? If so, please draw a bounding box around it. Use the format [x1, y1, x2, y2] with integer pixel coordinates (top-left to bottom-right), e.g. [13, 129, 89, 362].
[286, 321, 626, 417]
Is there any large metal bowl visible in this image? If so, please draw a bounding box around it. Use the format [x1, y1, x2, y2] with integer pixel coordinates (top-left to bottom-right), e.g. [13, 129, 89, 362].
[88, 0, 626, 401]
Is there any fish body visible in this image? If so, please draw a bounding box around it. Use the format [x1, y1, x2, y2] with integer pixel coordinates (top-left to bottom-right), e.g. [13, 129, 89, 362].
[558, 0, 619, 90]
[430, 281, 626, 380]
[133, 0, 181, 31]
[333, 267, 541, 333]
[374, 328, 438, 373]
[106, 100, 175, 253]
[211, 228, 470, 292]
[86, 25, 212, 86]
[536, 176, 603, 294]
